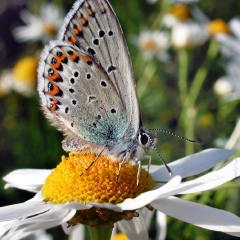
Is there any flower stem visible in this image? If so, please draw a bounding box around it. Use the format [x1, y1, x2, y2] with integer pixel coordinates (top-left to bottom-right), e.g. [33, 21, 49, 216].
[178, 40, 219, 155]
[87, 225, 113, 240]
[137, 62, 157, 99]
[178, 49, 192, 154]
[178, 49, 189, 106]
[187, 39, 219, 107]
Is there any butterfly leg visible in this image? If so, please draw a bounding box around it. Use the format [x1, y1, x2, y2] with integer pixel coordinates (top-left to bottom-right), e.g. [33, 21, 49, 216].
[134, 157, 142, 186]
[134, 155, 151, 185]
[116, 151, 131, 184]
[82, 145, 107, 175]
[145, 155, 151, 177]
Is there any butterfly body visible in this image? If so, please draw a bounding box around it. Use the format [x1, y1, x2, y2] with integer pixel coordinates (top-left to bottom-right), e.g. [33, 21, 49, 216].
[38, 0, 156, 167]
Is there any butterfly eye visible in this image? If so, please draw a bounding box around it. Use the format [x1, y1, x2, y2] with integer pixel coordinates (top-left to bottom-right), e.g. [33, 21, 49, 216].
[138, 132, 150, 147]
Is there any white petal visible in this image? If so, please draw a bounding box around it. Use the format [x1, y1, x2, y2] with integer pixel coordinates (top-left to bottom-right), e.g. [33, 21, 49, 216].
[151, 148, 233, 181]
[15, 209, 75, 232]
[139, 208, 154, 229]
[0, 202, 50, 221]
[62, 224, 85, 239]
[3, 230, 52, 240]
[156, 211, 167, 240]
[3, 169, 51, 192]
[1, 206, 76, 239]
[229, 18, 240, 39]
[30, 231, 53, 240]
[152, 196, 240, 236]
[88, 202, 123, 212]
[62, 201, 95, 210]
[179, 158, 240, 194]
[117, 213, 148, 240]
[118, 176, 182, 210]
[216, 34, 240, 56]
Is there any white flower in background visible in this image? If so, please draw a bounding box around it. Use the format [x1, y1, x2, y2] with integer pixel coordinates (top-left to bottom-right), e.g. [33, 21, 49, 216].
[214, 18, 240, 56]
[137, 30, 170, 61]
[213, 76, 233, 97]
[228, 18, 240, 40]
[13, 3, 64, 43]
[171, 20, 208, 49]
[213, 18, 240, 101]
[1, 149, 240, 240]
[0, 56, 38, 97]
[213, 56, 240, 102]
[163, 4, 209, 49]
[163, 4, 191, 28]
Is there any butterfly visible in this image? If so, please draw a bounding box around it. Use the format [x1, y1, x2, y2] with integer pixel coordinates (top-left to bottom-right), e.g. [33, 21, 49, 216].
[38, 0, 159, 183]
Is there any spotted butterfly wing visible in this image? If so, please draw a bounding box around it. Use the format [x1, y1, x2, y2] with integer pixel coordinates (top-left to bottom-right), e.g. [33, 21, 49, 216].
[57, 0, 140, 137]
[38, 0, 155, 160]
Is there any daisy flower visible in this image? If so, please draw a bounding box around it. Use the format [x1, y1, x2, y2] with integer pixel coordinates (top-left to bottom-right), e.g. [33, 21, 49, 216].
[163, 4, 209, 49]
[136, 30, 170, 61]
[13, 3, 64, 44]
[212, 18, 240, 101]
[171, 20, 208, 49]
[213, 57, 240, 102]
[0, 56, 38, 97]
[1, 149, 240, 240]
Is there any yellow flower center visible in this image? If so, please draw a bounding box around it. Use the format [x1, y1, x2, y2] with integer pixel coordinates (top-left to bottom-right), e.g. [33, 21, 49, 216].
[208, 19, 230, 35]
[13, 56, 38, 86]
[170, 4, 190, 21]
[142, 39, 158, 51]
[111, 233, 129, 240]
[41, 153, 155, 204]
[44, 23, 58, 36]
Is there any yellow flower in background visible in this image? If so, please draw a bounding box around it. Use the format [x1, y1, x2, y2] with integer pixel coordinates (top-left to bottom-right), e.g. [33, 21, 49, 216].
[13, 56, 38, 87]
[199, 112, 215, 129]
[111, 233, 129, 240]
[0, 56, 38, 97]
[208, 19, 230, 36]
[163, 4, 191, 28]
[170, 4, 191, 21]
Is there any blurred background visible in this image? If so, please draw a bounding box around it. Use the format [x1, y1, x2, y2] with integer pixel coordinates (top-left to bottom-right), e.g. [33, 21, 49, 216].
[0, 0, 240, 239]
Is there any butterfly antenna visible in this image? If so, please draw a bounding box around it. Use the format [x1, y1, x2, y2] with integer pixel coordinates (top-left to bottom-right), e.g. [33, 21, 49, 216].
[153, 145, 172, 176]
[149, 128, 204, 145]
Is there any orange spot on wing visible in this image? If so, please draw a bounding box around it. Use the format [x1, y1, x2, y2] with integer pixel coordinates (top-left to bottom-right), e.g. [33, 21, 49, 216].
[57, 53, 67, 63]
[74, 25, 83, 35]
[80, 55, 92, 64]
[87, 9, 95, 16]
[48, 70, 61, 81]
[100, 6, 106, 14]
[47, 81, 60, 96]
[51, 60, 61, 69]
[81, 16, 88, 25]
[50, 98, 59, 111]
[69, 52, 80, 62]
[69, 36, 77, 44]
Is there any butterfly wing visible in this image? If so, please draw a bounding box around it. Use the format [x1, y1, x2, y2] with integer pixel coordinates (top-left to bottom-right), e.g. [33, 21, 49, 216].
[38, 41, 128, 148]
[58, 0, 140, 138]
